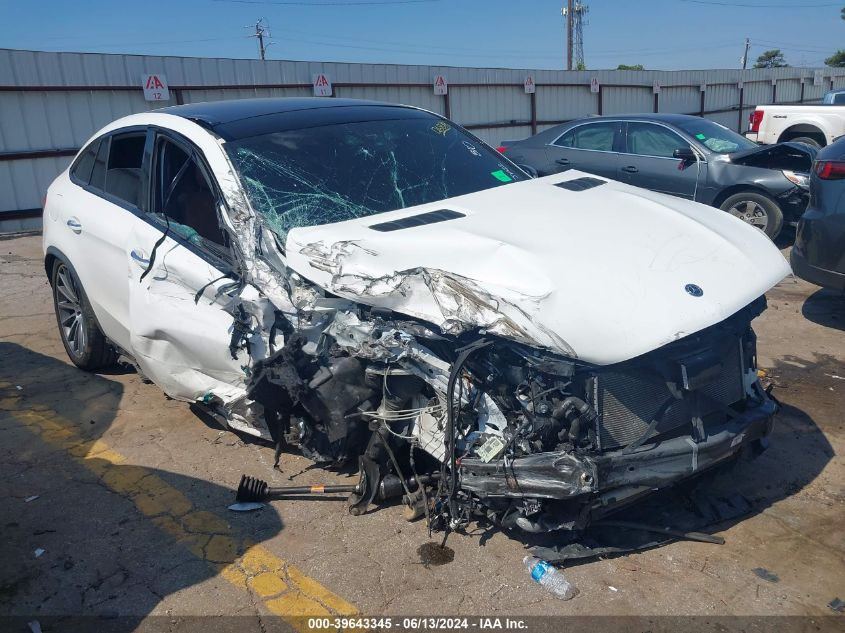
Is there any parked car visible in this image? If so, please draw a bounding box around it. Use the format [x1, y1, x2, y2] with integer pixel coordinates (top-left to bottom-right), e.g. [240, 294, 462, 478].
[500, 113, 815, 239]
[791, 135, 845, 291]
[822, 89, 845, 105]
[44, 98, 788, 537]
[745, 93, 845, 148]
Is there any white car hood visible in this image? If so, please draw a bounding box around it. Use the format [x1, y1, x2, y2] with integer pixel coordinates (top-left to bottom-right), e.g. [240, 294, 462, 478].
[285, 172, 790, 365]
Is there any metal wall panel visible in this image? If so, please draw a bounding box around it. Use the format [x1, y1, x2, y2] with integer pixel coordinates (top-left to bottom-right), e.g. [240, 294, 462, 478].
[2, 47, 844, 224]
[451, 85, 529, 126]
[536, 86, 596, 122]
[659, 86, 700, 115]
[603, 86, 653, 115]
[777, 79, 801, 103]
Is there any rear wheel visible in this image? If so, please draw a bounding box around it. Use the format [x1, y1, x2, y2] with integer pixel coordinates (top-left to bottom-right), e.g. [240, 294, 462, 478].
[51, 260, 115, 370]
[720, 191, 784, 240]
[788, 136, 822, 149]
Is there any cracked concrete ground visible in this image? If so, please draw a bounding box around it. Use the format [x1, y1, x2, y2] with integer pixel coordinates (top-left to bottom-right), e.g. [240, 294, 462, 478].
[0, 233, 843, 626]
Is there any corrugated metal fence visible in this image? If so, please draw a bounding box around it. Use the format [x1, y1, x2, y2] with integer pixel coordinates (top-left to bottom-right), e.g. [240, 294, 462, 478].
[2, 48, 844, 231]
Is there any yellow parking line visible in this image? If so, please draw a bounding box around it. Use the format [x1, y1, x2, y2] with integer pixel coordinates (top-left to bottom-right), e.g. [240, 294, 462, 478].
[0, 385, 357, 629]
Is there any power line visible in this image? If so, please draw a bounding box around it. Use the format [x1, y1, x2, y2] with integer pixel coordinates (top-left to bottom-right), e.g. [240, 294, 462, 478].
[213, 0, 441, 5]
[679, 0, 840, 7]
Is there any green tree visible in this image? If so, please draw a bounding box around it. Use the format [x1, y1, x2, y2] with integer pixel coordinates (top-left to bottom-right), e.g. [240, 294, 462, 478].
[575, 61, 587, 70]
[753, 49, 788, 68]
[616, 63, 644, 70]
[826, 50, 845, 67]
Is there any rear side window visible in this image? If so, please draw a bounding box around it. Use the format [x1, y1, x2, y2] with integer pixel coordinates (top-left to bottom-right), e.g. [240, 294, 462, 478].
[104, 133, 146, 207]
[554, 122, 618, 152]
[70, 139, 99, 185]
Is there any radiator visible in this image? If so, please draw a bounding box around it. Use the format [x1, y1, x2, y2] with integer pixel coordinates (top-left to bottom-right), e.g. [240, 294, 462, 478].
[594, 340, 744, 451]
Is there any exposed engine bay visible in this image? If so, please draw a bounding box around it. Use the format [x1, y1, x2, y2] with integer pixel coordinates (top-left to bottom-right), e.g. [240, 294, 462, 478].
[209, 283, 775, 537]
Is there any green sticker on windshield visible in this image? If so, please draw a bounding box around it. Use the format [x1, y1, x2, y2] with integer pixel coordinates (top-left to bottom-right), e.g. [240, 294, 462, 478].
[491, 169, 512, 182]
[695, 133, 706, 140]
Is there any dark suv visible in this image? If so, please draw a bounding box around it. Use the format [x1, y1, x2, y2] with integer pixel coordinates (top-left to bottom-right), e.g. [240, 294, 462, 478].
[791, 136, 845, 291]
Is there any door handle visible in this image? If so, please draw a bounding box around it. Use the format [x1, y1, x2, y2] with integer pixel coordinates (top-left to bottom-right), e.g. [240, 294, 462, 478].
[130, 249, 150, 267]
[621, 166, 639, 173]
[66, 217, 82, 234]
[555, 158, 571, 166]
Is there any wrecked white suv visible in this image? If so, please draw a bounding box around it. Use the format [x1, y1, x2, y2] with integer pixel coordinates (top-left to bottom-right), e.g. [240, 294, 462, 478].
[44, 98, 789, 537]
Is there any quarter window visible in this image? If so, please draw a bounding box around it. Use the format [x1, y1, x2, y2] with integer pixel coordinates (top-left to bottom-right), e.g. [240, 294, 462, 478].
[626, 123, 687, 158]
[554, 122, 618, 152]
[70, 139, 99, 185]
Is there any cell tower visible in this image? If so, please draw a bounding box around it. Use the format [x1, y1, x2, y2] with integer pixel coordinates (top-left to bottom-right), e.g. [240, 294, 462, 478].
[562, 1, 589, 70]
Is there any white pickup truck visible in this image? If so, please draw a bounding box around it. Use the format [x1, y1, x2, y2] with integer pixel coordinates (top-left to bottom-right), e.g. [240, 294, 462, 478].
[745, 89, 845, 148]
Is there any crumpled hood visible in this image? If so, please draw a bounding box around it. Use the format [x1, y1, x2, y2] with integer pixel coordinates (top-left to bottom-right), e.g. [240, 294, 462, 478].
[729, 141, 816, 171]
[285, 172, 790, 365]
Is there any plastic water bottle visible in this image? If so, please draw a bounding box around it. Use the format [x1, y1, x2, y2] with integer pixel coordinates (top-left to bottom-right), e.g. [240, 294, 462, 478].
[523, 555, 578, 600]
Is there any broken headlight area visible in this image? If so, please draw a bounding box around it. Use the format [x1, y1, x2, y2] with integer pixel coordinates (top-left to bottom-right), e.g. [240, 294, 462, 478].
[229, 290, 775, 541]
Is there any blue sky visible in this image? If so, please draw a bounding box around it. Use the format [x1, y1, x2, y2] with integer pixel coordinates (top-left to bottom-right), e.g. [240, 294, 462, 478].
[0, 0, 841, 70]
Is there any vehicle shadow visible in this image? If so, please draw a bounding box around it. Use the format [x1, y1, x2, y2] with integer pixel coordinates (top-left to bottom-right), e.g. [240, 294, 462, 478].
[801, 287, 845, 332]
[518, 352, 835, 566]
[0, 342, 292, 629]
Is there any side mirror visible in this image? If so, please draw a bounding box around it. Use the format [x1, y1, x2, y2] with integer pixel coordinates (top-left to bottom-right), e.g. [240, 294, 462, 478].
[516, 164, 539, 179]
[673, 147, 697, 162]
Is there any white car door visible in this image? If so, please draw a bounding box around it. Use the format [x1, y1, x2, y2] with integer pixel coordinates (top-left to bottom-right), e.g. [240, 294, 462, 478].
[57, 130, 150, 352]
[125, 132, 260, 411]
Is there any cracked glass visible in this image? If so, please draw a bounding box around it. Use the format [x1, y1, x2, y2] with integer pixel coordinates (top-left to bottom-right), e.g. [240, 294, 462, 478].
[224, 115, 526, 240]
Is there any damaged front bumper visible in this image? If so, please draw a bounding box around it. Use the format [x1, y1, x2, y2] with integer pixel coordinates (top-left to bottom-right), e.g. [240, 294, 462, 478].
[458, 390, 776, 532]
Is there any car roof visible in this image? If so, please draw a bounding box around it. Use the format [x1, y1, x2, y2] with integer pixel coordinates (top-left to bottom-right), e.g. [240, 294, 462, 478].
[157, 97, 426, 140]
[569, 113, 702, 125]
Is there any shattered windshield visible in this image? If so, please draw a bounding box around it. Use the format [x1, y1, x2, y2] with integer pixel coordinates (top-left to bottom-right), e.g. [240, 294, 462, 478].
[676, 119, 757, 154]
[224, 114, 526, 240]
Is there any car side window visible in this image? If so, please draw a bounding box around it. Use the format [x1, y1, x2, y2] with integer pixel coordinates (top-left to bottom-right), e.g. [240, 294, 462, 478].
[151, 136, 227, 248]
[626, 122, 687, 158]
[89, 138, 109, 191]
[103, 133, 145, 207]
[70, 139, 99, 185]
[554, 122, 618, 152]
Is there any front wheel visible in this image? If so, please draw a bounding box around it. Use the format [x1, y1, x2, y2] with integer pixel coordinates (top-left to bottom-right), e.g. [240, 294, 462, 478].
[51, 260, 115, 370]
[720, 191, 784, 240]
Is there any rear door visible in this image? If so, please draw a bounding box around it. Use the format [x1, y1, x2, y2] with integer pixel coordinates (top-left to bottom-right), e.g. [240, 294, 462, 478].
[618, 121, 704, 199]
[125, 130, 252, 404]
[544, 121, 622, 178]
[59, 130, 150, 352]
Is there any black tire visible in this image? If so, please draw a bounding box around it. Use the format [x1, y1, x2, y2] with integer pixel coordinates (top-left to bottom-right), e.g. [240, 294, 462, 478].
[789, 136, 822, 149]
[719, 191, 784, 240]
[51, 259, 116, 370]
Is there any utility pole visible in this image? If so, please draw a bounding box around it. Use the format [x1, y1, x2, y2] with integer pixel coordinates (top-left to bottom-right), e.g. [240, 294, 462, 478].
[741, 37, 750, 70]
[565, 0, 574, 70]
[251, 18, 271, 61]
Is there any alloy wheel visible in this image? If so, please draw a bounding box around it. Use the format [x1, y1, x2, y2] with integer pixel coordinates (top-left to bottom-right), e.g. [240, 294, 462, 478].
[55, 264, 86, 357]
[727, 200, 769, 232]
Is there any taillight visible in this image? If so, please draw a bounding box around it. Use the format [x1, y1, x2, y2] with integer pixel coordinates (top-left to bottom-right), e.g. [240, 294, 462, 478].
[749, 110, 764, 133]
[495, 146, 507, 153]
[815, 160, 845, 180]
